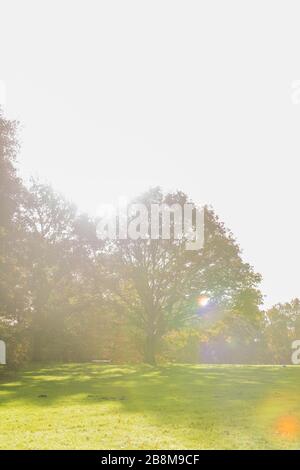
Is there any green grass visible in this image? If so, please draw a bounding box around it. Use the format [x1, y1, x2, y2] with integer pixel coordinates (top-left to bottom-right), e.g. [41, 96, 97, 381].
[0, 363, 300, 449]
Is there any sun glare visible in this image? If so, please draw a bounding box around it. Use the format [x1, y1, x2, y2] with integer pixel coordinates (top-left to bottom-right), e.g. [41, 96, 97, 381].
[198, 295, 210, 307]
[276, 415, 300, 439]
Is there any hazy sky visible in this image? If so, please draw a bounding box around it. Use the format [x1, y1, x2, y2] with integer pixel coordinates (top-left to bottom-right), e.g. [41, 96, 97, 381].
[1, 0, 300, 307]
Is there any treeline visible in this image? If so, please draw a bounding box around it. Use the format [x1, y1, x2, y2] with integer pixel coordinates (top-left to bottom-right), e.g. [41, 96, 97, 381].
[0, 110, 299, 367]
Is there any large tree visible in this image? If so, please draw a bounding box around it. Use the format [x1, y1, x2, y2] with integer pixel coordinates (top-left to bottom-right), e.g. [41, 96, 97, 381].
[21, 181, 113, 362]
[105, 188, 262, 364]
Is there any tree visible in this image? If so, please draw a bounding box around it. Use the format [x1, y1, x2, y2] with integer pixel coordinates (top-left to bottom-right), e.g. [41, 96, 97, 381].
[263, 299, 300, 364]
[21, 182, 114, 362]
[0, 110, 34, 365]
[21, 180, 81, 360]
[105, 188, 262, 364]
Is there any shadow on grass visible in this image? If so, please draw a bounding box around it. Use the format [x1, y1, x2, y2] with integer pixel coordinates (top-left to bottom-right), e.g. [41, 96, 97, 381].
[0, 363, 297, 404]
[1, 363, 299, 447]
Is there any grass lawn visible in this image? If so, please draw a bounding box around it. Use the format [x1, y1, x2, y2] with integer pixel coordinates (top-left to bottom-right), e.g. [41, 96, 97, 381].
[0, 363, 300, 449]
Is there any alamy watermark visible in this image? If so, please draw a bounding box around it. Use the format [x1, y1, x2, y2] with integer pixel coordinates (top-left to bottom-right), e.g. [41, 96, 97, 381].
[291, 340, 300, 365]
[96, 201, 204, 251]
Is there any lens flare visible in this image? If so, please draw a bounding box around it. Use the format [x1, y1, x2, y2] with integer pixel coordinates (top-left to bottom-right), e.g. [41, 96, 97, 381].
[198, 295, 210, 307]
[275, 415, 300, 439]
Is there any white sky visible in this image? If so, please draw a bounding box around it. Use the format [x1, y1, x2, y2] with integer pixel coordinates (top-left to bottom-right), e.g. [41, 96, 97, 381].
[1, 0, 300, 307]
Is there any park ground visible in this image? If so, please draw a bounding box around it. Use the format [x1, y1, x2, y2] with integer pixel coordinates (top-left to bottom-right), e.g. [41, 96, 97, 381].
[0, 363, 300, 449]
